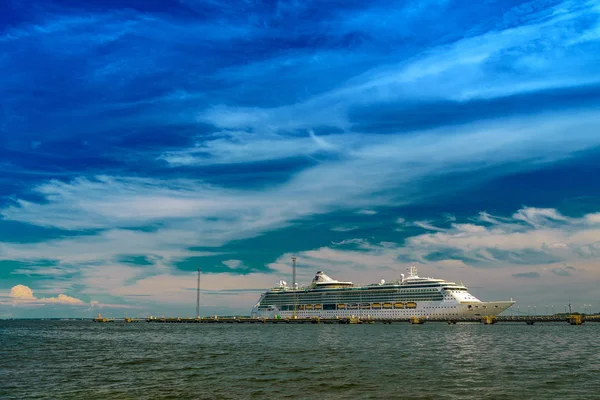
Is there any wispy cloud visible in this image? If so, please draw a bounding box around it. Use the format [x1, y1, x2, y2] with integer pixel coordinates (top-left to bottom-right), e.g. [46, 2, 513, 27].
[412, 221, 446, 231]
[159, 129, 350, 167]
[198, 1, 600, 132]
[512, 272, 540, 279]
[356, 209, 378, 215]
[3, 108, 598, 249]
[330, 226, 360, 232]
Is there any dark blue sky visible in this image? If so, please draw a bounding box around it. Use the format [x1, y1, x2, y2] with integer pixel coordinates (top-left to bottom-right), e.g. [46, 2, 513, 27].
[1, 0, 600, 317]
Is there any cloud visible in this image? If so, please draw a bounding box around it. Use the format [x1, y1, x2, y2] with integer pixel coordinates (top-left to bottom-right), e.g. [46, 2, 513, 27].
[404, 206, 600, 265]
[412, 221, 446, 231]
[0, 228, 221, 269]
[10, 284, 35, 300]
[3, 281, 145, 312]
[512, 272, 540, 279]
[4, 108, 600, 248]
[331, 238, 370, 247]
[284, 204, 600, 283]
[4, 203, 598, 314]
[198, 1, 600, 132]
[159, 129, 351, 167]
[356, 209, 377, 215]
[222, 259, 244, 269]
[330, 226, 359, 232]
[512, 207, 571, 227]
[103, 269, 293, 311]
[45, 294, 85, 304]
[8, 284, 85, 305]
[551, 267, 572, 277]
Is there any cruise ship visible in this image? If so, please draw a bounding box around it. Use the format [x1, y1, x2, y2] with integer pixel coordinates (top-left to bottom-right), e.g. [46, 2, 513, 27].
[251, 266, 515, 319]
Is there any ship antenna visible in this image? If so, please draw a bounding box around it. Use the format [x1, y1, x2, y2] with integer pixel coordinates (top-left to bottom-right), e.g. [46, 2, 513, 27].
[196, 268, 201, 318]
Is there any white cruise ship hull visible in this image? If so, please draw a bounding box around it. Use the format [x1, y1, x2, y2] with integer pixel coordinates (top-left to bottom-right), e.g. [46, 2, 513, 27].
[251, 300, 515, 319]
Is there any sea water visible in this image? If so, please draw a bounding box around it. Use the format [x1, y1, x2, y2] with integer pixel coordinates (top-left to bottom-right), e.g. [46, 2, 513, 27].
[1, 320, 599, 399]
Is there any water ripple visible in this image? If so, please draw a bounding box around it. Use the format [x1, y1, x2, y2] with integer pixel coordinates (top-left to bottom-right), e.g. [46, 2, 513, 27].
[1, 321, 599, 399]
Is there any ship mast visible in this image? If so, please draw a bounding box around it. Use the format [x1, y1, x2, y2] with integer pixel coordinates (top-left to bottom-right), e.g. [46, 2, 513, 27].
[292, 256, 298, 318]
[196, 268, 201, 318]
[291, 256, 297, 289]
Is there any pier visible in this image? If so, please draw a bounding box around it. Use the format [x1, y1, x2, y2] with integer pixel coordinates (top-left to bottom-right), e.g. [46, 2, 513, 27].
[138, 314, 599, 325]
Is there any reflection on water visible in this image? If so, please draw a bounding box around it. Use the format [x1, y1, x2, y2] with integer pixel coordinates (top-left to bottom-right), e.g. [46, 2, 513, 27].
[1, 320, 599, 399]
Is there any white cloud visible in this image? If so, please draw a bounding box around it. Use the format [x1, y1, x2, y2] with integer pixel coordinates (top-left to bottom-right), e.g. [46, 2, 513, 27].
[583, 213, 600, 224]
[10, 284, 35, 300]
[331, 225, 359, 232]
[356, 209, 377, 215]
[512, 207, 571, 227]
[222, 259, 244, 269]
[412, 220, 446, 231]
[0, 228, 221, 268]
[331, 238, 369, 247]
[8, 284, 85, 306]
[404, 207, 600, 265]
[44, 294, 85, 304]
[159, 129, 354, 167]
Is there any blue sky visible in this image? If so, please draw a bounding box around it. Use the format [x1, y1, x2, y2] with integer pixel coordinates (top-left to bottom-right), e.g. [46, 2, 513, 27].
[1, 0, 600, 317]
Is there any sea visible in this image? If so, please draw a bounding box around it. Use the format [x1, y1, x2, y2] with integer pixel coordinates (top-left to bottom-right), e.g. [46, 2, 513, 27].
[1, 320, 599, 399]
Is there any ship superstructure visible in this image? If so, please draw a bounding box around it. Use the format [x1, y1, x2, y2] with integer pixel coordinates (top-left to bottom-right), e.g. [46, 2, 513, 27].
[251, 266, 514, 319]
